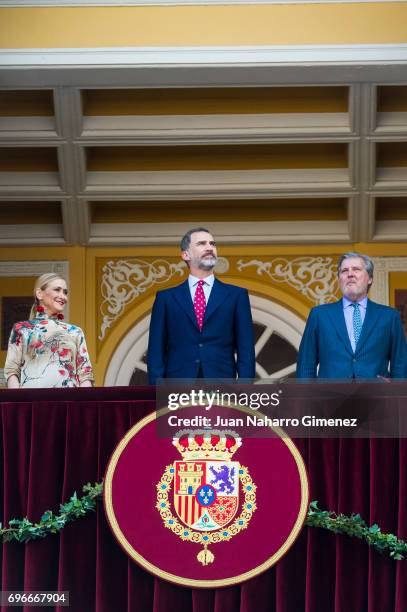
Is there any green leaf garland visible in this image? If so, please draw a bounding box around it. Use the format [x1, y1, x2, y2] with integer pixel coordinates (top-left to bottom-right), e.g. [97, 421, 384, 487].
[305, 500, 407, 560]
[0, 484, 406, 561]
[1, 482, 102, 543]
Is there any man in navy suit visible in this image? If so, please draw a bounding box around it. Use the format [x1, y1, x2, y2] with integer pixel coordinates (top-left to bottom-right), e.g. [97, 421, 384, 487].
[147, 227, 255, 383]
[297, 252, 406, 379]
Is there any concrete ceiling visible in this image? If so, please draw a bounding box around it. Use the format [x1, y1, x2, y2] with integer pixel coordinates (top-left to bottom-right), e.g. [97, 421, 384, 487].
[0, 56, 407, 246]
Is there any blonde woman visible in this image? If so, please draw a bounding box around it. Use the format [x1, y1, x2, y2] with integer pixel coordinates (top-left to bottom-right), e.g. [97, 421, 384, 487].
[4, 273, 94, 388]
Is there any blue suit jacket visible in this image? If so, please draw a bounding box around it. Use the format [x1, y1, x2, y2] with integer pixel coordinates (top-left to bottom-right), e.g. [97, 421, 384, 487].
[296, 299, 406, 379]
[147, 278, 255, 384]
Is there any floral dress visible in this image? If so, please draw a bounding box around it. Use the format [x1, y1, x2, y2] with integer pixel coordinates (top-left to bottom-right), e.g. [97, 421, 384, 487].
[4, 312, 94, 388]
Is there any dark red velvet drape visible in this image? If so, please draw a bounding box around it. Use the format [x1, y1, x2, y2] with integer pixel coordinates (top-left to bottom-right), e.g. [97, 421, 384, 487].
[0, 387, 406, 612]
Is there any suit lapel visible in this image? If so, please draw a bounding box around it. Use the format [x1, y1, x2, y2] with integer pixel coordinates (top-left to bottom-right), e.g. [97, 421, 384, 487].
[326, 299, 353, 355]
[355, 300, 381, 354]
[172, 280, 197, 328]
[203, 278, 229, 325]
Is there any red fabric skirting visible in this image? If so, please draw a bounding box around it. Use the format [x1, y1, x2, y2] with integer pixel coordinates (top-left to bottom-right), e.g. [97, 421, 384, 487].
[0, 387, 406, 612]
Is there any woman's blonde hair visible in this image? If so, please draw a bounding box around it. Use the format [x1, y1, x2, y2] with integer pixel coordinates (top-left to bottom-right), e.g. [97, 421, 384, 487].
[29, 272, 66, 319]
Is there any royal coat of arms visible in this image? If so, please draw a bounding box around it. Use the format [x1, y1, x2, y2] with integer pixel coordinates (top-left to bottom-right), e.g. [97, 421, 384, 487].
[156, 430, 257, 566]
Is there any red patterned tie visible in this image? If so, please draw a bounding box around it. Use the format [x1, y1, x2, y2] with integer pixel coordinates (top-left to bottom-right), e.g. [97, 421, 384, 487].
[193, 279, 206, 331]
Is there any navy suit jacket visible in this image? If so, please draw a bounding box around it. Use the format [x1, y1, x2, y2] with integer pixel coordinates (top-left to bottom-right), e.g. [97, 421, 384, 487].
[296, 299, 406, 379]
[147, 278, 255, 384]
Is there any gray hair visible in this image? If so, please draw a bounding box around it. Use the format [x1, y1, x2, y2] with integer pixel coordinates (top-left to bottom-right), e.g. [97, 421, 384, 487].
[337, 252, 374, 279]
[180, 227, 212, 252]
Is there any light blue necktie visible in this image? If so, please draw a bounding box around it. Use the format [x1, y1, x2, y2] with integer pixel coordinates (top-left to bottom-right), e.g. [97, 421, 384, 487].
[352, 302, 362, 346]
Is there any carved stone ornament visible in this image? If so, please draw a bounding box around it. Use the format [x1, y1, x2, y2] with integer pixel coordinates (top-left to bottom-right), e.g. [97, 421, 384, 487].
[99, 259, 187, 340]
[237, 257, 339, 304]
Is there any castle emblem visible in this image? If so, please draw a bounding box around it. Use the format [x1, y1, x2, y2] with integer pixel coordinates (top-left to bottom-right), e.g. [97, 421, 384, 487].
[156, 430, 257, 566]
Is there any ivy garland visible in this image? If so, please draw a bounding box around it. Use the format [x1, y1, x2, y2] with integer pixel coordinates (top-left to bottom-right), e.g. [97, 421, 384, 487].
[0, 482, 406, 561]
[305, 501, 407, 561]
[0, 483, 103, 544]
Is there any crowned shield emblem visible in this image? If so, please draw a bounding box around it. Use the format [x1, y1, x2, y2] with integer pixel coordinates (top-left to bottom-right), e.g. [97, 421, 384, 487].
[174, 460, 239, 530]
[156, 430, 256, 566]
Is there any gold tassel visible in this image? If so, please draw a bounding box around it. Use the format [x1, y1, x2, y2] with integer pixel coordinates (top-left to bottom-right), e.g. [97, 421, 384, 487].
[197, 544, 215, 566]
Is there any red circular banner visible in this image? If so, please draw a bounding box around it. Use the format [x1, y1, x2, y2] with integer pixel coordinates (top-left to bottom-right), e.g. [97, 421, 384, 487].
[104, 407, 308, 588]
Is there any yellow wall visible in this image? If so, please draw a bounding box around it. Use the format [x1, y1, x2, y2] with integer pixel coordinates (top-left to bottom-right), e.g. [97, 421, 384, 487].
[1, 4, 407, 48]
[1, 3, 406, 384]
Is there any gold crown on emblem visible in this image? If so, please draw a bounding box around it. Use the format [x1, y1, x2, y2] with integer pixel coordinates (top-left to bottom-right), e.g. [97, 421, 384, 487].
[173, 429, 242, 461]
